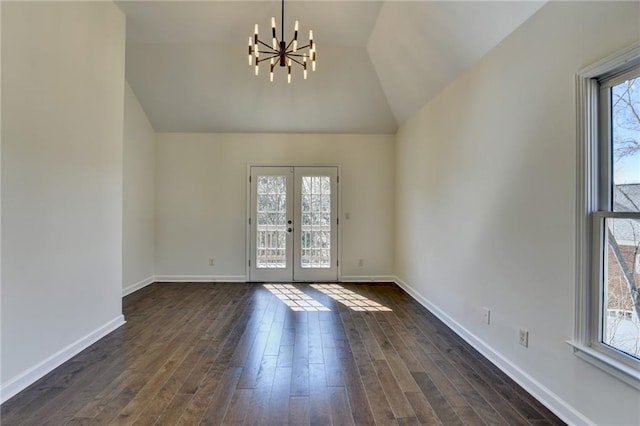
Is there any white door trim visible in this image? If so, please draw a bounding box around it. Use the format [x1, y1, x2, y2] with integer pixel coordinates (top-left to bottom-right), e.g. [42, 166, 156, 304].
[246, 163, 342, 282]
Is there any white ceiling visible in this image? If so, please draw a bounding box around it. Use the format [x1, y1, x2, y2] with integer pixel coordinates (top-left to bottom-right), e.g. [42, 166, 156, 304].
[117, 1, 545, 134]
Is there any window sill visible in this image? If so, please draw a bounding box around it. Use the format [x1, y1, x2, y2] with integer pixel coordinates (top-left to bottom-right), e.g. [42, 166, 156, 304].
[567, 341, 640, 390]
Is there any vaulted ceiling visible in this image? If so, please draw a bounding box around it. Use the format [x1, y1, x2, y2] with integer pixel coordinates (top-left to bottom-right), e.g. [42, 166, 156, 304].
[117, 1, 545, 134]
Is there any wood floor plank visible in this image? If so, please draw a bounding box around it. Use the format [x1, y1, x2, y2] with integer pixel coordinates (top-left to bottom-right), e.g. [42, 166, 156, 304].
[412, 371, 464, 426]
[340, 352, 377, 425]
[323, 345, 345, 388]
[221, 388, 252, 425]
[353, 351, 396, 424]
[460, 344, 560, 424]
[288, 395, 310, 425]
[408, 345, 468, 409]
[176, 291, 256, 424]
[277, 344, 294, 367]
[200, 366, 243, 424]
[338, 304, 395, 424]
[263, 309, 286, 357]
[24, 346, 128, 425]
[0, 282, 565, 426]
[373, 359, 417, 419]
[290, 357, 310, 397]
[352, 313, 386, 361]
[376, 314, 424, 374]
[154, 393, 193, 425]
[446, 352, 529, 426]
[131, 337, 213, 424]
[236, 330, 270, 389]
[308, 310, 325, 365]
[308, 363, 332, 426]
[242, 355, 278, 425]
[113, 338, 194, 423]
[454, 406, 486, 426]
[405, 391, 441, 426]
[429, 352, 505, 425]
[290, 312, 310, 397]
[328, 386, 356, 425]
[376, 337, 421, 393]
[228, 294, 275, 367]
[397, 416, 422, 426]
[267, 366, 293, 425]
[363, 310, 396, 355]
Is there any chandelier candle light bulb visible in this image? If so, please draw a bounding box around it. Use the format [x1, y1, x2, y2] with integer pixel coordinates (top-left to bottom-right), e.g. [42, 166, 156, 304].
[312, 46, 316, 72]
[303, 54, 308, 79]
[271, 17, 277, 49]
[270, 58, 275, 82]
[248, 0, 316, 83]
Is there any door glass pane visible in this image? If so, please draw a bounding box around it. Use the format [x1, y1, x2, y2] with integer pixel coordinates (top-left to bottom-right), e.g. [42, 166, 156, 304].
[301, 176, 331, 268]
[256, 176, 287, 268]
[611, 76, 640, 212]
[603, 217, 640, 359]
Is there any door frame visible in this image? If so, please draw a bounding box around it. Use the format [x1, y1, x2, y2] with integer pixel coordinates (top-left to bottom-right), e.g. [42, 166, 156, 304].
[246, 163, 342, 282]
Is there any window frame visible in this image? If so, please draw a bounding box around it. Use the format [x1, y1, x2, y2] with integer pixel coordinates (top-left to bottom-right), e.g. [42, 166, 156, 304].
[573, 41, 640, 390]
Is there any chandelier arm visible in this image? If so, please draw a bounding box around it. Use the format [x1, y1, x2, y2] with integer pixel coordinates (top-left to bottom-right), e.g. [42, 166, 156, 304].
[285, 39, 295, 51]
[257, 54, 280, 64]
[287, 53, 309, 58]
[287, 56, 305, 67]
[292, 43, 311, 51]
[257, 40, 277, 51]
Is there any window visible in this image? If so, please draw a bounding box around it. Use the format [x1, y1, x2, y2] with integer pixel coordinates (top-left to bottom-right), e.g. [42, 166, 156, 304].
[574, 42, 640, 389]
[600, 74, 640, 362]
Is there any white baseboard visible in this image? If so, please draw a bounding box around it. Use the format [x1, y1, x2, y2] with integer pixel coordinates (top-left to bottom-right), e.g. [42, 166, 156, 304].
[392, 276, 590, 426]
[341, 275, 397, 282]
[150, 275, 395, 284]
[153, 275, 246, 283]
[122, 276, 155, 297]
[0, 315, 126, 405]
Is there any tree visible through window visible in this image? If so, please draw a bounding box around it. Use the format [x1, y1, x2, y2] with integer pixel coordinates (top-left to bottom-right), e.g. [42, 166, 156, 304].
[604, 75, 640, 359]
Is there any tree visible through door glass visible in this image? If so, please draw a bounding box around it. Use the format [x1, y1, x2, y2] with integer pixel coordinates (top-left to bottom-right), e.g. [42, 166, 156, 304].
[256, 176, 287, 268]
[300, 176, 331, 268]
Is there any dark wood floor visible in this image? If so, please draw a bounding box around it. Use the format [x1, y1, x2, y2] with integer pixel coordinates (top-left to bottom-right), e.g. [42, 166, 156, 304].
[1, 282, 564, 425]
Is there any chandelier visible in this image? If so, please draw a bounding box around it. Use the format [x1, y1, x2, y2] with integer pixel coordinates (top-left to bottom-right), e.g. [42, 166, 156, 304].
[248, 0, 316, 83]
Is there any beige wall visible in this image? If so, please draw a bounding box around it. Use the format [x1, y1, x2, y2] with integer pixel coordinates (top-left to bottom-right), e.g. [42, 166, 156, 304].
[123, 82, 155, 294]
[395, 1, 640, 424]
[155, 132, 395, 280]
[1, 1, 125, 397]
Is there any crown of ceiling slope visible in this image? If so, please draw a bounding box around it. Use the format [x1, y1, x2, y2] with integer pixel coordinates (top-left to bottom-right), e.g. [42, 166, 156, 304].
[248, 0, 316, 83]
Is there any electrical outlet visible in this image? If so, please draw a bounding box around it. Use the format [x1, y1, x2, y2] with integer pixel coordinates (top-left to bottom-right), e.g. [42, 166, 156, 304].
[519, 329, 529, 347]
[209, 258, 215, 266]
[482, 308, 491, 325]
[357, 259, 364, 267]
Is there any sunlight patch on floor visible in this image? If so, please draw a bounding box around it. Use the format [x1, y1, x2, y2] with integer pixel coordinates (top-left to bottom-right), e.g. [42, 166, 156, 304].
[263, 284, 331, 311]
[311, 284, 392, 312]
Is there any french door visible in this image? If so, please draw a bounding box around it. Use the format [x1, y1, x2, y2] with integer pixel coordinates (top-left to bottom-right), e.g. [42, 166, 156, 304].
[249, 166, 338, 282]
